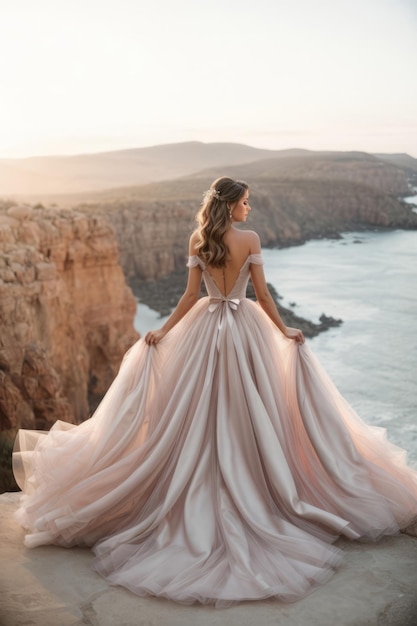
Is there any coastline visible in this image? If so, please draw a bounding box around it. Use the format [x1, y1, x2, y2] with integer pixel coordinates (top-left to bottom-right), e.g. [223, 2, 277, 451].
[129, 224, 417, 338]
[129, 273, 342, 339]
[261, 223, 417, 250]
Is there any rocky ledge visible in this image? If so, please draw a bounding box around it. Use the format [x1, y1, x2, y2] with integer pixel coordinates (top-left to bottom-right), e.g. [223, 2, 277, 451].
[1, 492, 417, 626]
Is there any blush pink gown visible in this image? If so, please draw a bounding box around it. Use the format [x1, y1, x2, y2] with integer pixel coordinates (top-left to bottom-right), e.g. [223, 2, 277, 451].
[13, 254, 417, 607]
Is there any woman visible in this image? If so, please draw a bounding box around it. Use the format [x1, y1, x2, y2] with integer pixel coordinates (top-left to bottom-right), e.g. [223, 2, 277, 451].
[13, 177, 417, 607]
[145, 177, 304, 347]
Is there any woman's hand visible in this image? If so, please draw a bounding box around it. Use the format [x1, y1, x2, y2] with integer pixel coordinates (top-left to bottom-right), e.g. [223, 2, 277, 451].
[144, 329, 166, 346]
[284, 326, 305, 344]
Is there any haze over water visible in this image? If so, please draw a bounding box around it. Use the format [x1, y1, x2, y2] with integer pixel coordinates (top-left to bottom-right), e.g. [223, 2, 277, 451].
[135, 229, 417, 468]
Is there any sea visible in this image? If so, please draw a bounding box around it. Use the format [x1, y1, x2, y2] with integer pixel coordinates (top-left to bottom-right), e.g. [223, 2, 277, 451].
[134, 227, 417, 468]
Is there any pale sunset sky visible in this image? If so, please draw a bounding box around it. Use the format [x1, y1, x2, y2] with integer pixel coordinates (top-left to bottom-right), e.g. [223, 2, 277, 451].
[0, 0, 416, 158]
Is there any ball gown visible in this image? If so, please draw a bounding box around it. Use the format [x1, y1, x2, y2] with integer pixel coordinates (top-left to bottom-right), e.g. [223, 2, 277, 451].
[13, 253, 417, 607]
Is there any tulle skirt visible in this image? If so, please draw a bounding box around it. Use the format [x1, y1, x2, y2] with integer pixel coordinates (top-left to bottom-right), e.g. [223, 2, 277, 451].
[13, 297, 417, 606]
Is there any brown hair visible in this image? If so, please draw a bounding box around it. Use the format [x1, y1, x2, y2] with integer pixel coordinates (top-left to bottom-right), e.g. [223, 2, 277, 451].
[194, 177, 249, 267]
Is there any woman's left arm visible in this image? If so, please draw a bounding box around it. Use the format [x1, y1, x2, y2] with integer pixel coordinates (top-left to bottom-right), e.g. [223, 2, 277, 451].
[145, 238, 202, 345]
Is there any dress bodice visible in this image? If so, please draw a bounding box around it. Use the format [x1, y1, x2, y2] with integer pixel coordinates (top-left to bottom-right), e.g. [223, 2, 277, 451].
[187, 254, 264, 301]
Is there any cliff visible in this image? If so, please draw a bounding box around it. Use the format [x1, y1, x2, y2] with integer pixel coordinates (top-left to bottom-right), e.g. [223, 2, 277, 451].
[0, 203, 138, 490]
[77, 153, 417, 281]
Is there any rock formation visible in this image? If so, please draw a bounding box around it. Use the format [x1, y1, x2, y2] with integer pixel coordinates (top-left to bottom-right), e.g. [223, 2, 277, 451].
[98, 200, 195, 280]
[0, 203, 138, 489]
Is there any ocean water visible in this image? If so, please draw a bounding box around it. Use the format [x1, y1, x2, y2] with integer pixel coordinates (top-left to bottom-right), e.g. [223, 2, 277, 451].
[404, 191, 417, 212]
[135, 229, 417, 467]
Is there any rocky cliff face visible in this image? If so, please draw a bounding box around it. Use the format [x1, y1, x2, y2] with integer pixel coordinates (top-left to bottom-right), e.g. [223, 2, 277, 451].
[0, 203, 138, 466]
[247, 177, 417, 246]
[100, 201, 195, 280]
[79, 155, 417, 281]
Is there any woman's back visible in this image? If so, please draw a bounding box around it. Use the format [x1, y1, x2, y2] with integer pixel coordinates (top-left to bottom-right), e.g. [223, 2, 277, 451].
[197, 228, 257, 296]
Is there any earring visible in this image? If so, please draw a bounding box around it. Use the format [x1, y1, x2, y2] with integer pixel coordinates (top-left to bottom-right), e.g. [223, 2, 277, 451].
[228, 205, 232, 220]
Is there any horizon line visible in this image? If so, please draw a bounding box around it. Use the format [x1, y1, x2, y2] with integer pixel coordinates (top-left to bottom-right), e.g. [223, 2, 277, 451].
[0, 139, 415, 162]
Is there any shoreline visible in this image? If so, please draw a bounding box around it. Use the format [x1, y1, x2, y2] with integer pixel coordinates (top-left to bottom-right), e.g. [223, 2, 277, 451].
[262, 223, 417, 251]
[128, 226, 417, 339]
[129, 273, 342, 339]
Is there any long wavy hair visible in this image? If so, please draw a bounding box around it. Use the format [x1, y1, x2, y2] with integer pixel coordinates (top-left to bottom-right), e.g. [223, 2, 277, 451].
[194, 177, 249, 267]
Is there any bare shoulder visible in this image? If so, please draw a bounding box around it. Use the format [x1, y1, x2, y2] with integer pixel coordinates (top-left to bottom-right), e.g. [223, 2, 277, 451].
[189, 230, 200, 255]
[238, 229, 261, 252]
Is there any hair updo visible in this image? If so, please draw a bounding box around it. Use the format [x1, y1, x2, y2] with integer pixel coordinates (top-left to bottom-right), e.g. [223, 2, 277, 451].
[194, 177, 249, 267]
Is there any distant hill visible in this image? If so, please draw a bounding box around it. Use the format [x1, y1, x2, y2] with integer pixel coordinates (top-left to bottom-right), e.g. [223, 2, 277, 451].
[0, 142, 311, 197]
[373, 153, 417, 176]
[71, 150, 413, 204]
[12, 148, 417, 207]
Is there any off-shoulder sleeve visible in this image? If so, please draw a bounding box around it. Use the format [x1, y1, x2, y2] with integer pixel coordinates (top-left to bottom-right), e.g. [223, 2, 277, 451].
[186, 256, 205, 270]
[248, 253, 264, 265]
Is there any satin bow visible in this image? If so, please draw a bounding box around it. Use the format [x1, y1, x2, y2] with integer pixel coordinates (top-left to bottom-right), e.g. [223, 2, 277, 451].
[208, 297, 240, 349]
[208, 297, 240, 314]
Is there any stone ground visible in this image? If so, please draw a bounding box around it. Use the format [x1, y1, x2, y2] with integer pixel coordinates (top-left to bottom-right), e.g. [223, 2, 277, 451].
[1, 492, 417, 626]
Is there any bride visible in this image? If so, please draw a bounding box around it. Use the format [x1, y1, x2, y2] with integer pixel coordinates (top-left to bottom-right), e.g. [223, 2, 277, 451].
[13, 176, 417, 607]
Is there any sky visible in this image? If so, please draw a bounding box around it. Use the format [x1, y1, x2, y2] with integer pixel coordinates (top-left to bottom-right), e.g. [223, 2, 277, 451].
[0, 0, 416, 159]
